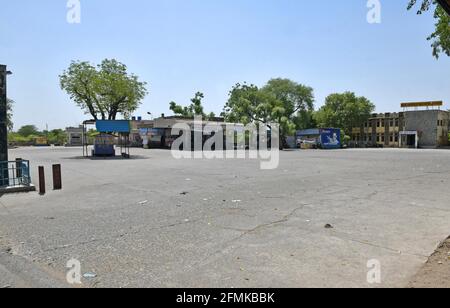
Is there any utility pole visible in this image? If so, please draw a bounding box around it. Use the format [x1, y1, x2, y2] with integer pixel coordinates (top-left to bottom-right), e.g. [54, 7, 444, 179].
[0, 65, 12, 187]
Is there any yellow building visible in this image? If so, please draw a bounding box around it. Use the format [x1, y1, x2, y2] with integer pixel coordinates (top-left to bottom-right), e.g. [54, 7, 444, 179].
[352, 102, 450, 148]
[351, 112, 405, 147]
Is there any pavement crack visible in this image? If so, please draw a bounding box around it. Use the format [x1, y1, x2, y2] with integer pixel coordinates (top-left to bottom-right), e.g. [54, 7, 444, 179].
[329, 233, 429, 258]
[236, 205, 307, 240]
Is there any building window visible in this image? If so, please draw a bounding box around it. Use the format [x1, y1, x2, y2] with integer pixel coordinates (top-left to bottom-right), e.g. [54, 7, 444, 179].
[390, 119, 394, 127]
[390, 134, 394, 142]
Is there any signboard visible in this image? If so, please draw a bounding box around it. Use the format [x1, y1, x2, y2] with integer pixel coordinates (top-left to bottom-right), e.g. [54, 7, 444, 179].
[94, 134, 115, 156]
[401, 101, 443, 108]
[96, 120, 131, 133]
[320, 129, 341, 149]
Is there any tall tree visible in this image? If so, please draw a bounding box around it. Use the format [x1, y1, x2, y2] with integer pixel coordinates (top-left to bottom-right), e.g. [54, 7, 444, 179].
[408, 0, 450, 58]
[17, 125, 40, 137]
[222, 79, 315, 147]
[169, 92, 216, 119]
[315, 92, 375, 135]
[48, 129, 67, 145]
[222, 83, 274, 125]
[6, 98, 13, 132]
[60, 59, 148, 120]
[262, 78, 315, 139]
[293, 110, 317, 130]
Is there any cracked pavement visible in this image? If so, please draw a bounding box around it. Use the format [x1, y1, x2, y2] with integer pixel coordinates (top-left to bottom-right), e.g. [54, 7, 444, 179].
[1, 147, 450, 288]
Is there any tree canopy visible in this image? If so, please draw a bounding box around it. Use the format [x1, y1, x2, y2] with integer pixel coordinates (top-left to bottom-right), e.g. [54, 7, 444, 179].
[47, 129, 67, 145]
[314, 92, 375, 135]
[408, 0, 450, 58]
[222, 79, 315, 144]
[169, 92, 216, 120]
[60, 59, 148, 120]
[17, 125, 40, 137]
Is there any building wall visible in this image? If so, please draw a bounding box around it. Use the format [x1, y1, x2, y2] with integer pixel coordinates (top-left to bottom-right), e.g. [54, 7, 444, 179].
[437, 112, 450, 146]
[351, 110, 449, 148]
[66, 126, 84, 146]
[404, 110, 449, 147]
[351, 113, 404, 147]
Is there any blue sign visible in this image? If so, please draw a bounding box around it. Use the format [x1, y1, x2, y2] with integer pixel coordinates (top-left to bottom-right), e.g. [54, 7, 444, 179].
[320, 129, 341, 149]
[96, 120, 131, 133]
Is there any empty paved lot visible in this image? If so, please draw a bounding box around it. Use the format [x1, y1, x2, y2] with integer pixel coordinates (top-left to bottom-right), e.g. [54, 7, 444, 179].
[0, 147, 449, 288]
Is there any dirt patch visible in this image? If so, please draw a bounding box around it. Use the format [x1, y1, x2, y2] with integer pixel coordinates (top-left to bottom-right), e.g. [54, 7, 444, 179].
[408, 237, 450, 288]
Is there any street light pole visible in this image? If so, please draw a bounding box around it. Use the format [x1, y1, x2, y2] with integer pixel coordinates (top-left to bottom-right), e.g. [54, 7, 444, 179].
[0, 64, 12, 187]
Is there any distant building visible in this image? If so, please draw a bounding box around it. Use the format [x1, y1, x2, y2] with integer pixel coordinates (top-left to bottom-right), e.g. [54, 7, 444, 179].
[65, 126, 83, 146]
[142, 116, 248, 149]
[130, 118, 154, 147]
[351, 102, 449, 148]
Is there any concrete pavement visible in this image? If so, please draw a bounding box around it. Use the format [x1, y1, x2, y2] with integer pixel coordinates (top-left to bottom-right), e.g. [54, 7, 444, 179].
[0, 147, 449, 287]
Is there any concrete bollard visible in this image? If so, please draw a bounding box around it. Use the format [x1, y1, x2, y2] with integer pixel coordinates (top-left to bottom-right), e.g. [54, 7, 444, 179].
[15, 158, 22, 179]
[52, 164, 62, 190]
[38, 166, 45, 195]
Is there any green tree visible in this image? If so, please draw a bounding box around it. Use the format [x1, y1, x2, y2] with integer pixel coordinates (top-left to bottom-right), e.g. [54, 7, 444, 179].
[48, 129, 67, 145]
[293, 110, 317, 130]
[17, 125, 40, 137]
[315, 92, 375, 135]
[222, 79, 315, 148]
[222, 83, 272, 125]
[262, 78, 315, 137]
[60, 59, 148, 120]
[170, 92, 216, 119]
[408, 0, 450, 58]
[6, 98, 14, 131]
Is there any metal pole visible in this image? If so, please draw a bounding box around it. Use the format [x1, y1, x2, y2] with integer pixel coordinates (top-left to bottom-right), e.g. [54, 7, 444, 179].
[0, 65, 9, 187]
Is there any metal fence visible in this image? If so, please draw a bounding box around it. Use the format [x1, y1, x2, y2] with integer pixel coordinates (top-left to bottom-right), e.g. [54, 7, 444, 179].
[0, 160, 32, 188]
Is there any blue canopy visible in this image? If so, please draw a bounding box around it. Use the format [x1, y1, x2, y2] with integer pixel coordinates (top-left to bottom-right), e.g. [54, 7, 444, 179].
[96, 120, 131, 133]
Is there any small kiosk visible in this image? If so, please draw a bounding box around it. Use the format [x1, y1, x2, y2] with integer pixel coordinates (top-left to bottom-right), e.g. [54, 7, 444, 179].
[82, 120, 131, 158]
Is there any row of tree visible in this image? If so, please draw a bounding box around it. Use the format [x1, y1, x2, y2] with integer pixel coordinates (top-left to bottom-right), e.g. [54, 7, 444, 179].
[8, 125, 67, 146]
[59, 58, 375, 146]
[169, 79, 375, 144]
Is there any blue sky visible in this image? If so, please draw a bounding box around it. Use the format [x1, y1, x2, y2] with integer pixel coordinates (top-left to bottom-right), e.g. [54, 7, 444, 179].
[1, 0, 449, 130]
